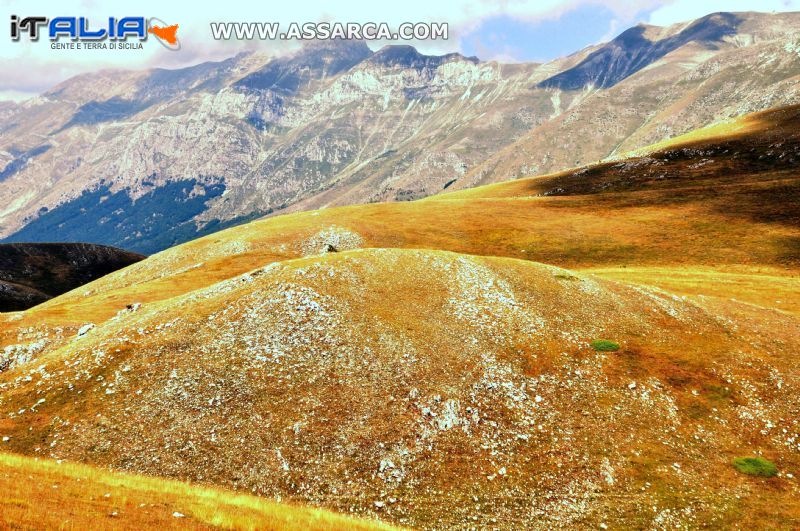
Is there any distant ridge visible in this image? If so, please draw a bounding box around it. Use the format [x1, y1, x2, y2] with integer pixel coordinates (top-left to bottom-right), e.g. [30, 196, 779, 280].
[0, 242, 144, 311]
[539, 12, 741, 89]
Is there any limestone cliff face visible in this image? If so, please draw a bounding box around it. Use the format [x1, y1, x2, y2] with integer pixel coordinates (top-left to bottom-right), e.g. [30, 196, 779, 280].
[2, 12, 800, 253]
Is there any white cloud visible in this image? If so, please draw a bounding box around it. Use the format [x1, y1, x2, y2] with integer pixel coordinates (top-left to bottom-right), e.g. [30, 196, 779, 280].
[648, 0, 800, 26]
[0, 89, 34, 101]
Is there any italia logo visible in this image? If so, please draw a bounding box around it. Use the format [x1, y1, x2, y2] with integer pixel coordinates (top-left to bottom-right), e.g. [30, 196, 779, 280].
[10, 15, 180, 50]
[148, 18, 180, 50]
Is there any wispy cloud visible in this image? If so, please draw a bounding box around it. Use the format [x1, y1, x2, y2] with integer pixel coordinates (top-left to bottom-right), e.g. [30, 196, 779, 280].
[648, 0, 800, 26]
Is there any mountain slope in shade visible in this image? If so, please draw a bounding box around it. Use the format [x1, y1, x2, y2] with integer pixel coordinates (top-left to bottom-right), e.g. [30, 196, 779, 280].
[0, 243, 144, 311]
[538, 12, 741, 90]
[1, 12, 800, 252]
[1, 104, 798, 529]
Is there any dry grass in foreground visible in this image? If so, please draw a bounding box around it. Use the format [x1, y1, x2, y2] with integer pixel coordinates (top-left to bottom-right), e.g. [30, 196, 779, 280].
[0, 452, 393, 530]
[586, 265, 800, 316]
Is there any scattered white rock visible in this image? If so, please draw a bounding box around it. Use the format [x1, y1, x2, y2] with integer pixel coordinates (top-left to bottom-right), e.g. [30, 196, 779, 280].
[301, 226, 363, 256]
[601, 458, 615, 485]
[1, 339, 47, 371]
[77, 324, 96, 337]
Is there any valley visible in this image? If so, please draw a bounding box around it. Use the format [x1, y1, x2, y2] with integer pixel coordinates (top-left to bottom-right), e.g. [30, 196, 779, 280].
[0, 243, 144, 312]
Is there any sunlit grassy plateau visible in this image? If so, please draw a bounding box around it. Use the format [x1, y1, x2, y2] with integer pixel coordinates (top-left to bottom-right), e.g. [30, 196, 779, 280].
[0, 105, 798, 528]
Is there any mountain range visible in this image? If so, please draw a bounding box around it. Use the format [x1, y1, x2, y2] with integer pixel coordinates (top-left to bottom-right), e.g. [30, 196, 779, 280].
[1, 11, 800, 254]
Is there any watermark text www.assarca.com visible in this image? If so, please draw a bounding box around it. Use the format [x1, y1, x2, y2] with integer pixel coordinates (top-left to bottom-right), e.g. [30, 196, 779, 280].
[210, 22, 448, 41]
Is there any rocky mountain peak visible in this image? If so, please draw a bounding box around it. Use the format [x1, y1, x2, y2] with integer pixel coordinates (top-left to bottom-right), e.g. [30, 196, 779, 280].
[235, 39, 373, 92]
[538, 11, 742, 90]
[368, 45, 479, 69]
[302, 37, 372, 55]
[677, 11, 742, 43]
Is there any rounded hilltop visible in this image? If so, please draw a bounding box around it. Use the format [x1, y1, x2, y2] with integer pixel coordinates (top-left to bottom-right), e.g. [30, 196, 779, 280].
[1, 248, 797, 528]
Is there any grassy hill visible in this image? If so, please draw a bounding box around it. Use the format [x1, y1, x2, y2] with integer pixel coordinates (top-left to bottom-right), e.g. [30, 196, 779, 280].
[1, 104, 799, 528]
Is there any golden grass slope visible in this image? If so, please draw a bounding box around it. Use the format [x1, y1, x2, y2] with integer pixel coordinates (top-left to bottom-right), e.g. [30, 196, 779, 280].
[0, 452, 393, 530]
[0, 104, 799, 528]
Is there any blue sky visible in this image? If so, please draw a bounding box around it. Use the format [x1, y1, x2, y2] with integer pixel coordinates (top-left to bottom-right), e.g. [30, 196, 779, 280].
[461, 5, 658, 63]
[461, 0, 798, 63]
[1, 0, 799, 99]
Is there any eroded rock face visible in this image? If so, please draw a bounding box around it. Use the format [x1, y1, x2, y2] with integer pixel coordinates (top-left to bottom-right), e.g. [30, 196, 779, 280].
[3, 13, 800, 253]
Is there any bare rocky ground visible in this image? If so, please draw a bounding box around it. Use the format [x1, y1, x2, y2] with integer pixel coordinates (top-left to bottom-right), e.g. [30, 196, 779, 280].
[1, 249, 798, 528]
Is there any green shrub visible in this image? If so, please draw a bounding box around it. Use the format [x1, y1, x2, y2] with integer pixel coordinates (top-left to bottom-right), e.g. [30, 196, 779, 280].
[590, 339, 620, 352]
[732, 457, 777, 477]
